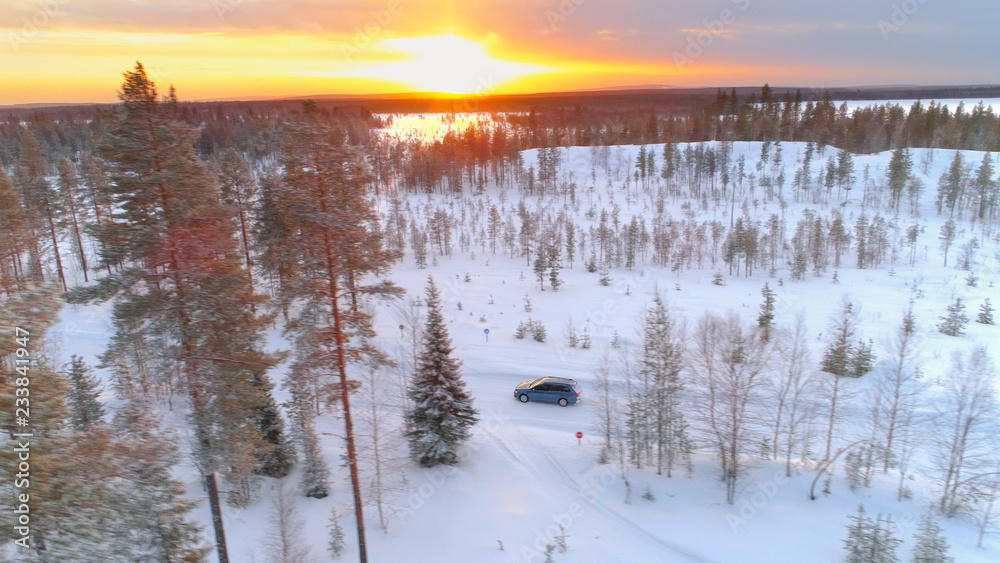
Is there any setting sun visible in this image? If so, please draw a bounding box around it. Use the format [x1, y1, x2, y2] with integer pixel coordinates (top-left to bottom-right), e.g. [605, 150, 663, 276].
[323, 34, 554, 95]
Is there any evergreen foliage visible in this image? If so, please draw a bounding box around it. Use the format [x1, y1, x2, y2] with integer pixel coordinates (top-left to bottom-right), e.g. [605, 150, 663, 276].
[937, 298, 969, 336]
[66, 355, 105, 432]
[406, 277, 479, 467]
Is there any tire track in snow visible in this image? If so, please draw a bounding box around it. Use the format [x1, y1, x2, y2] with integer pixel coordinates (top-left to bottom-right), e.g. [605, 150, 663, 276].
[484, 425, 714, 563]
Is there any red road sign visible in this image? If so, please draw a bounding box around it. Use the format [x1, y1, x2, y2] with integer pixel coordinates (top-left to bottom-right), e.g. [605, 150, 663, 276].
[575, 432, 583, 439]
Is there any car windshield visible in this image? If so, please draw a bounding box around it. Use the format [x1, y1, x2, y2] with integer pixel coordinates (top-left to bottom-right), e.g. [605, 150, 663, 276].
[529, 378, 544, 387]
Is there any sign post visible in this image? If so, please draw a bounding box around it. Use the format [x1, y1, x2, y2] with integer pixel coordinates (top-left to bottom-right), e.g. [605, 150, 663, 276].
[484, 328, 490, 342]
[399, 324, 405, 338]
[576, 431, 583, 446]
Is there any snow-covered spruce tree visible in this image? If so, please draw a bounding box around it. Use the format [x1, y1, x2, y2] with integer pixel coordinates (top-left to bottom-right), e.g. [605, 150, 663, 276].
[820, 296, 859, 460]
[327, 506, 347, 558]
[912, 511, 954, 563]
[843, 506, 901, 563]
[580, 323, 592, 349]
[566, 318, 579, 348]
[937, 297, 968, 336]
[872, 514, 903, 563]
[886, 147, 912, 212]
[757, 282, 776, 342]
[111, 401, 211, 562]
[66, 355, 105, 432]
[533, 252, 548, 291]
[406, 276, 479, 467]
[640, 295, 690, 477]
[938, 220, 956, 267]
[285, 369, 332, 499]
[849, 338, 876, 378]
[66, 63, 290, 561]
[977, 298, 995, 325]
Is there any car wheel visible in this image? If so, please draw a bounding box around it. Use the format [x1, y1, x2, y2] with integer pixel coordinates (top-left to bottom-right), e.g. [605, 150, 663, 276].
[519, 394, 530, 403]
[558, 398, 568, 407]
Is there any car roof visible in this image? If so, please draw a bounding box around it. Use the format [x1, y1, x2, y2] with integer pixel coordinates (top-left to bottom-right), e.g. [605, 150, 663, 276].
[540, 377, 578, 385]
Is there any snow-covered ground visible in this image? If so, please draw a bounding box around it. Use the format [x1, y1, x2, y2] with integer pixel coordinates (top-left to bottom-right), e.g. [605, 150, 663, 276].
[51, 136, 1000, 562]
[834, 98, 1000, 113]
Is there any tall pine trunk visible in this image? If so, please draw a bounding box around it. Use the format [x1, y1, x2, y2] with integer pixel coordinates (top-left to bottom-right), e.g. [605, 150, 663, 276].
[330, 273, 368, 562]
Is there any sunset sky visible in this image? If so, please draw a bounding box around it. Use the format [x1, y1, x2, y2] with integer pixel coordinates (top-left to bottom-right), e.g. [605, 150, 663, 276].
[2, 0, 998, 105]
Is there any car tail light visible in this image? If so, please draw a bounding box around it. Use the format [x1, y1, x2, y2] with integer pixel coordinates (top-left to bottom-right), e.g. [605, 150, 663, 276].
[575, 392, 580, 397]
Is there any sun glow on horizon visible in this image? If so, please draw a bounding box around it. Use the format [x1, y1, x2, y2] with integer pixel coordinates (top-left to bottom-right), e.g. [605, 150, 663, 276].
[313, 34, 555, 95]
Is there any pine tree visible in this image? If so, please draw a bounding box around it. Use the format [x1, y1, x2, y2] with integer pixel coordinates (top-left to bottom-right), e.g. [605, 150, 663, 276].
[822, 298, 858, 378]
[977, 298, 995, 325]
[937, 297, 969, 336]
[112, 401, 211, 562]
[844, 505, 874, 563]
[757, 282, 776, 342]
[327, 506, 347, 558]
[912, 511, 954, 563]
[641, 295, 690, 477]
[406, 277, 479, 467]
[285, 372, 331, 499]
[2, 289, 209, 561]
[548, 253, 562, 292]
[254, 166, 296, 305]
[67, 63, 287, 563]
[273, 101, 403, 562]
[938, 220, 957, 268]
[886, 148, 912, 211]
[212, 148, 258, 284]
[56, 157, 89, 282]
[849, 338, 876, 378]
[0, 169, 36, 293]
[66, 355, 105, 432]
[820, 297, 859, 459]
[17, 130, 67, 289]
[533, 252, 548, 291]
[566, 318, 579, 348]
[973, 153, 997, 221]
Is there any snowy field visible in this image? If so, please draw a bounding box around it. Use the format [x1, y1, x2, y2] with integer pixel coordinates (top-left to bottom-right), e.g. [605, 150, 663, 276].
[834, 98, 1000, 114]
[51, 136, 1000, 562]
